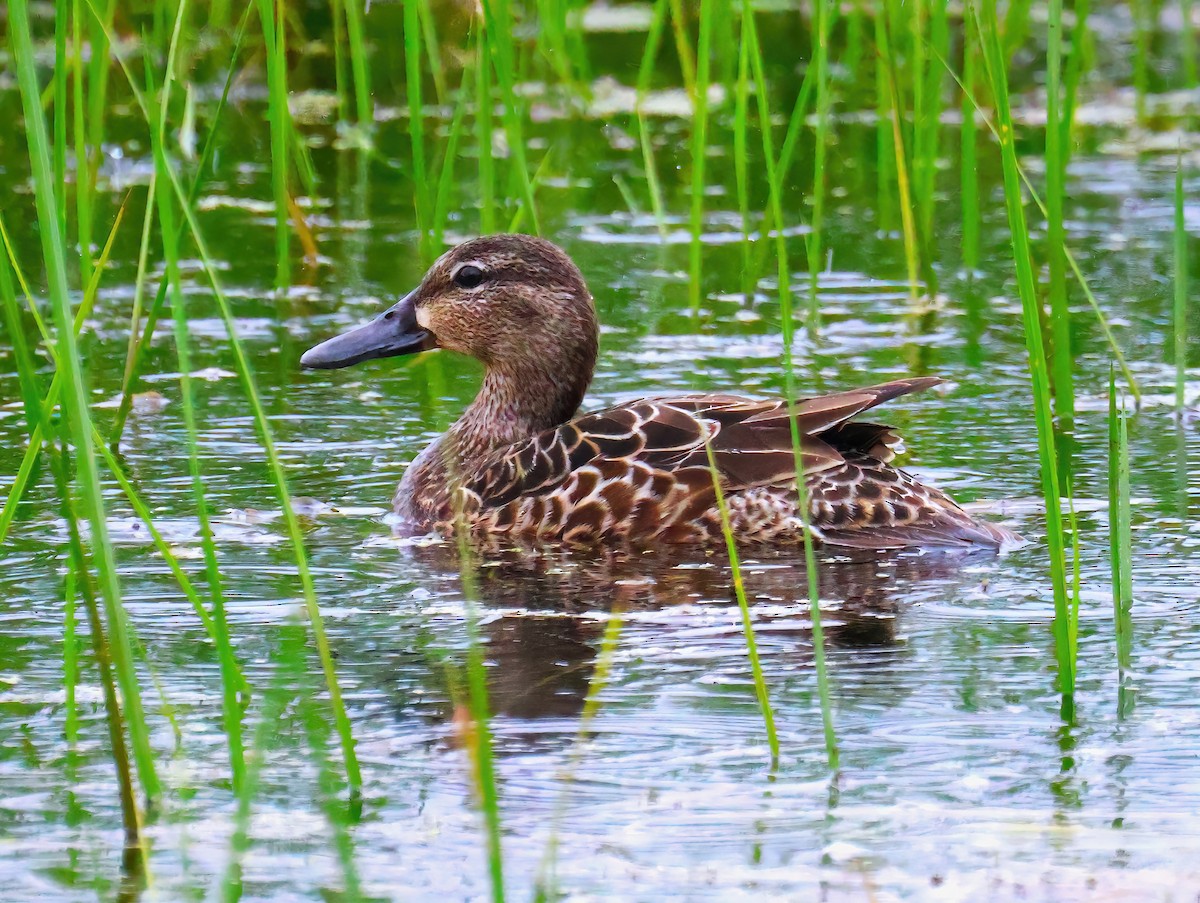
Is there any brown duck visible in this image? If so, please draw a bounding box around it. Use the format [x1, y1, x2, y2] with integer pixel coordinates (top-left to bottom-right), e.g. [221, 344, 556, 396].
[302, 234, 1017, 550]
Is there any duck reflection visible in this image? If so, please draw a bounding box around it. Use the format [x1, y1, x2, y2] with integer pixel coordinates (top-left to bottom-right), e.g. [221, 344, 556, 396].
[400, 542, 980, 725]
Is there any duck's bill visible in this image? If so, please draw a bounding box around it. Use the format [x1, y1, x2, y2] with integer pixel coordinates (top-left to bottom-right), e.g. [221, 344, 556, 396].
[300, 291, 436, 370]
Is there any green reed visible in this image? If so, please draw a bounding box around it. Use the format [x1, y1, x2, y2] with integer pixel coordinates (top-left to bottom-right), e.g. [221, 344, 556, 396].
[1045, 0, 1075, 424]
[1133, 0, 1150, 123]
[534, 0, 581, 90]
[877, 8, 924, 300]
[405, 0, 434, 262]
[434, 48, 477, 250]
[1176, 155, 1189, 414]
[453, 527, 507, 903]
[417, 0, 449, 105]
[874, 4, 897, 235]
[1108, 370, 1134, 717]
[533, 611, 624, 901]
[146, 2, 246, 791]
[975, 1, 1074, 702]
[53, 0, 68, 234]
[733, 13, 752, 298]
[476, 14, 497, 234]
[0, 232, 43, 430]
[256, 0, 292, 287]
[1063, 2, 1091, 132]
[634, 0, 670, 237]
[743, 0, 837, 770]
[668, 0, 697, 96]
[70, 2, 90, 288]
[704, 434, 779, 764]
[100, 17, 363, 794]
[10, 0, 160, 810]
[480, 0, 541, 235]
[687, 0, 715, 313]
[49, 442, 145, 862]
[1184, 0, 1199, 88]
[806, 0, 832, 329]
[111, 4, 253, 442]
[2, 209, 248, 695]
[343, 0, 373, 127]
[960, 33, 980, 273]
[0, 209, 119, 544]
[940, 50, 1142, 403]
[913, 0, 948, 296]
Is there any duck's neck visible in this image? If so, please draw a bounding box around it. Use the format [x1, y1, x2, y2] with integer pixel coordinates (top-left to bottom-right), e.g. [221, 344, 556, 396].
[397, 359, 592, 523]
[452, 363, 588, 461]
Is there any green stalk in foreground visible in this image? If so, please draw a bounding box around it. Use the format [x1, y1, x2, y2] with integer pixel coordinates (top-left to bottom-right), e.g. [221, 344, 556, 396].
[533, 611, 623, 901]
[743, 1, 837, 769]
[405, 0, 433, 262]
[112, 1, 254, 442]
[976, 2, 1074, 701]
[1108, 370, 1133, 719]
[687, 0, 715, 313]
[479, 0, 540, 235]
[704, 437, 779, 765]
[49, 442, 145, 862]
[3, 207, 248, 694]
[256, 0, 291, 287]
[960, 31, 980, 273]
[10, 0, 161, 799]
[1184, 0, 1199, 89]
[806, 0, 831, 330]
[147, 0, 246, 792]
[1045, 0, 1075, 424]
[1175, 155, 1189, 415]
[634, 0, 670, 238]
[454, 526, 506, 903]
[99, 19, 362, 793]
[939, 48, 1142, 403]
[877, 9, 924, 302]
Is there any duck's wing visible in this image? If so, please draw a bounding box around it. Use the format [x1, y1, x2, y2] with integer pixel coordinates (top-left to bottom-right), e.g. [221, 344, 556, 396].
[463, 377, 942, 511]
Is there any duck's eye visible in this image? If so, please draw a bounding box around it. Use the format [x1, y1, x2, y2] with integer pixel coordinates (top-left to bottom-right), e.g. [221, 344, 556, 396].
[454, 264, 486, 289]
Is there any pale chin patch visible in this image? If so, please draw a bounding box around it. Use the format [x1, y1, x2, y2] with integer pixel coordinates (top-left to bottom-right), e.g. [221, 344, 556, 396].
[416, 307, 431, 329]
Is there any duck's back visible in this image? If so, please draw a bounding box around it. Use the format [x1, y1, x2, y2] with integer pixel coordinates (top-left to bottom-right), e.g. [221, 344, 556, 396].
[438, 377, 1017, 550]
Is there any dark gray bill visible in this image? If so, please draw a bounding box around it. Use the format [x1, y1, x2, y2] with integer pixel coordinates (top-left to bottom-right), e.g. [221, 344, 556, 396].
[300, 291, 434, 370]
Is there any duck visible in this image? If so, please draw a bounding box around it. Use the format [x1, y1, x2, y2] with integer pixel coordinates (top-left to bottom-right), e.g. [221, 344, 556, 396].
[301, 234, 1018, 550]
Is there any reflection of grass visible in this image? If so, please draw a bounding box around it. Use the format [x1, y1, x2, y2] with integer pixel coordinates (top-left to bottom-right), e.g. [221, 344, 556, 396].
[1045, 0, 1075, 425]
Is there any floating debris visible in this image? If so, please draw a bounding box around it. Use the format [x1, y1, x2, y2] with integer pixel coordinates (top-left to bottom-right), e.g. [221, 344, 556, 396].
[94, 390, 170, 415]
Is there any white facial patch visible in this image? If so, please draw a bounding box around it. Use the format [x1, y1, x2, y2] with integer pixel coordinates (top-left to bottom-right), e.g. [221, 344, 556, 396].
[416, 306, 431, 329]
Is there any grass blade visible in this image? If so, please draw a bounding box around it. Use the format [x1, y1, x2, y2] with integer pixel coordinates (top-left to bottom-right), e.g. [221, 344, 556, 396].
[743, 1, 837, 770]
[1175, 153, 1189, 415]
[1045, 0, 1075, 424]
[1108, 370, 1134, 717]
[10, 0, 160, 801]
[975, 1, 1074, 701]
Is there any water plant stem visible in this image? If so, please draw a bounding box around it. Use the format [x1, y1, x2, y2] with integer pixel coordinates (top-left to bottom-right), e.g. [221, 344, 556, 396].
[10, 0, 161, 799]
[975, 1, 1074, 701]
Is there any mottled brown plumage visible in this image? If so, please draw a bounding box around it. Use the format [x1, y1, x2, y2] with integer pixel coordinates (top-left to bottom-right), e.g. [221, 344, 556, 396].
[302, 234, 1018, 550]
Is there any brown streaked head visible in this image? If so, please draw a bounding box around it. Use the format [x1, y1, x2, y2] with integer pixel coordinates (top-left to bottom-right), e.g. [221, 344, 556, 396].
[300, 234, 599, 378]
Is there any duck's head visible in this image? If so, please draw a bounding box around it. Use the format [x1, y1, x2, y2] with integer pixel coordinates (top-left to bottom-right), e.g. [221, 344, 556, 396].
[300, 234, 598, 380]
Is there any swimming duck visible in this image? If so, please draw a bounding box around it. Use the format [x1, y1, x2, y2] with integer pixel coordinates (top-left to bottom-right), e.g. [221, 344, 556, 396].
[302, 234, 1017, 550]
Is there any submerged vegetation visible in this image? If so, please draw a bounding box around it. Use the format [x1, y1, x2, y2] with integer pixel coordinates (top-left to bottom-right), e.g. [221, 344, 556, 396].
[0, 0, 1196, 898]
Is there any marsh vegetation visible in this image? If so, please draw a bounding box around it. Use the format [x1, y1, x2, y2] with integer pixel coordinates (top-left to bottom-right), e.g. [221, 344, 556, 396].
[0, 0, 1197, 899]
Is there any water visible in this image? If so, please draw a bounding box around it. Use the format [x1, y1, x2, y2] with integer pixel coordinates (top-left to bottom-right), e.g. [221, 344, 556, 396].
[2, 6, 1200, 901]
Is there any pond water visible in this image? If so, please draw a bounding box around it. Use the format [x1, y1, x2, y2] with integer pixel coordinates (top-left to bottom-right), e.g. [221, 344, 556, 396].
[2, 5, 1200, 901]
